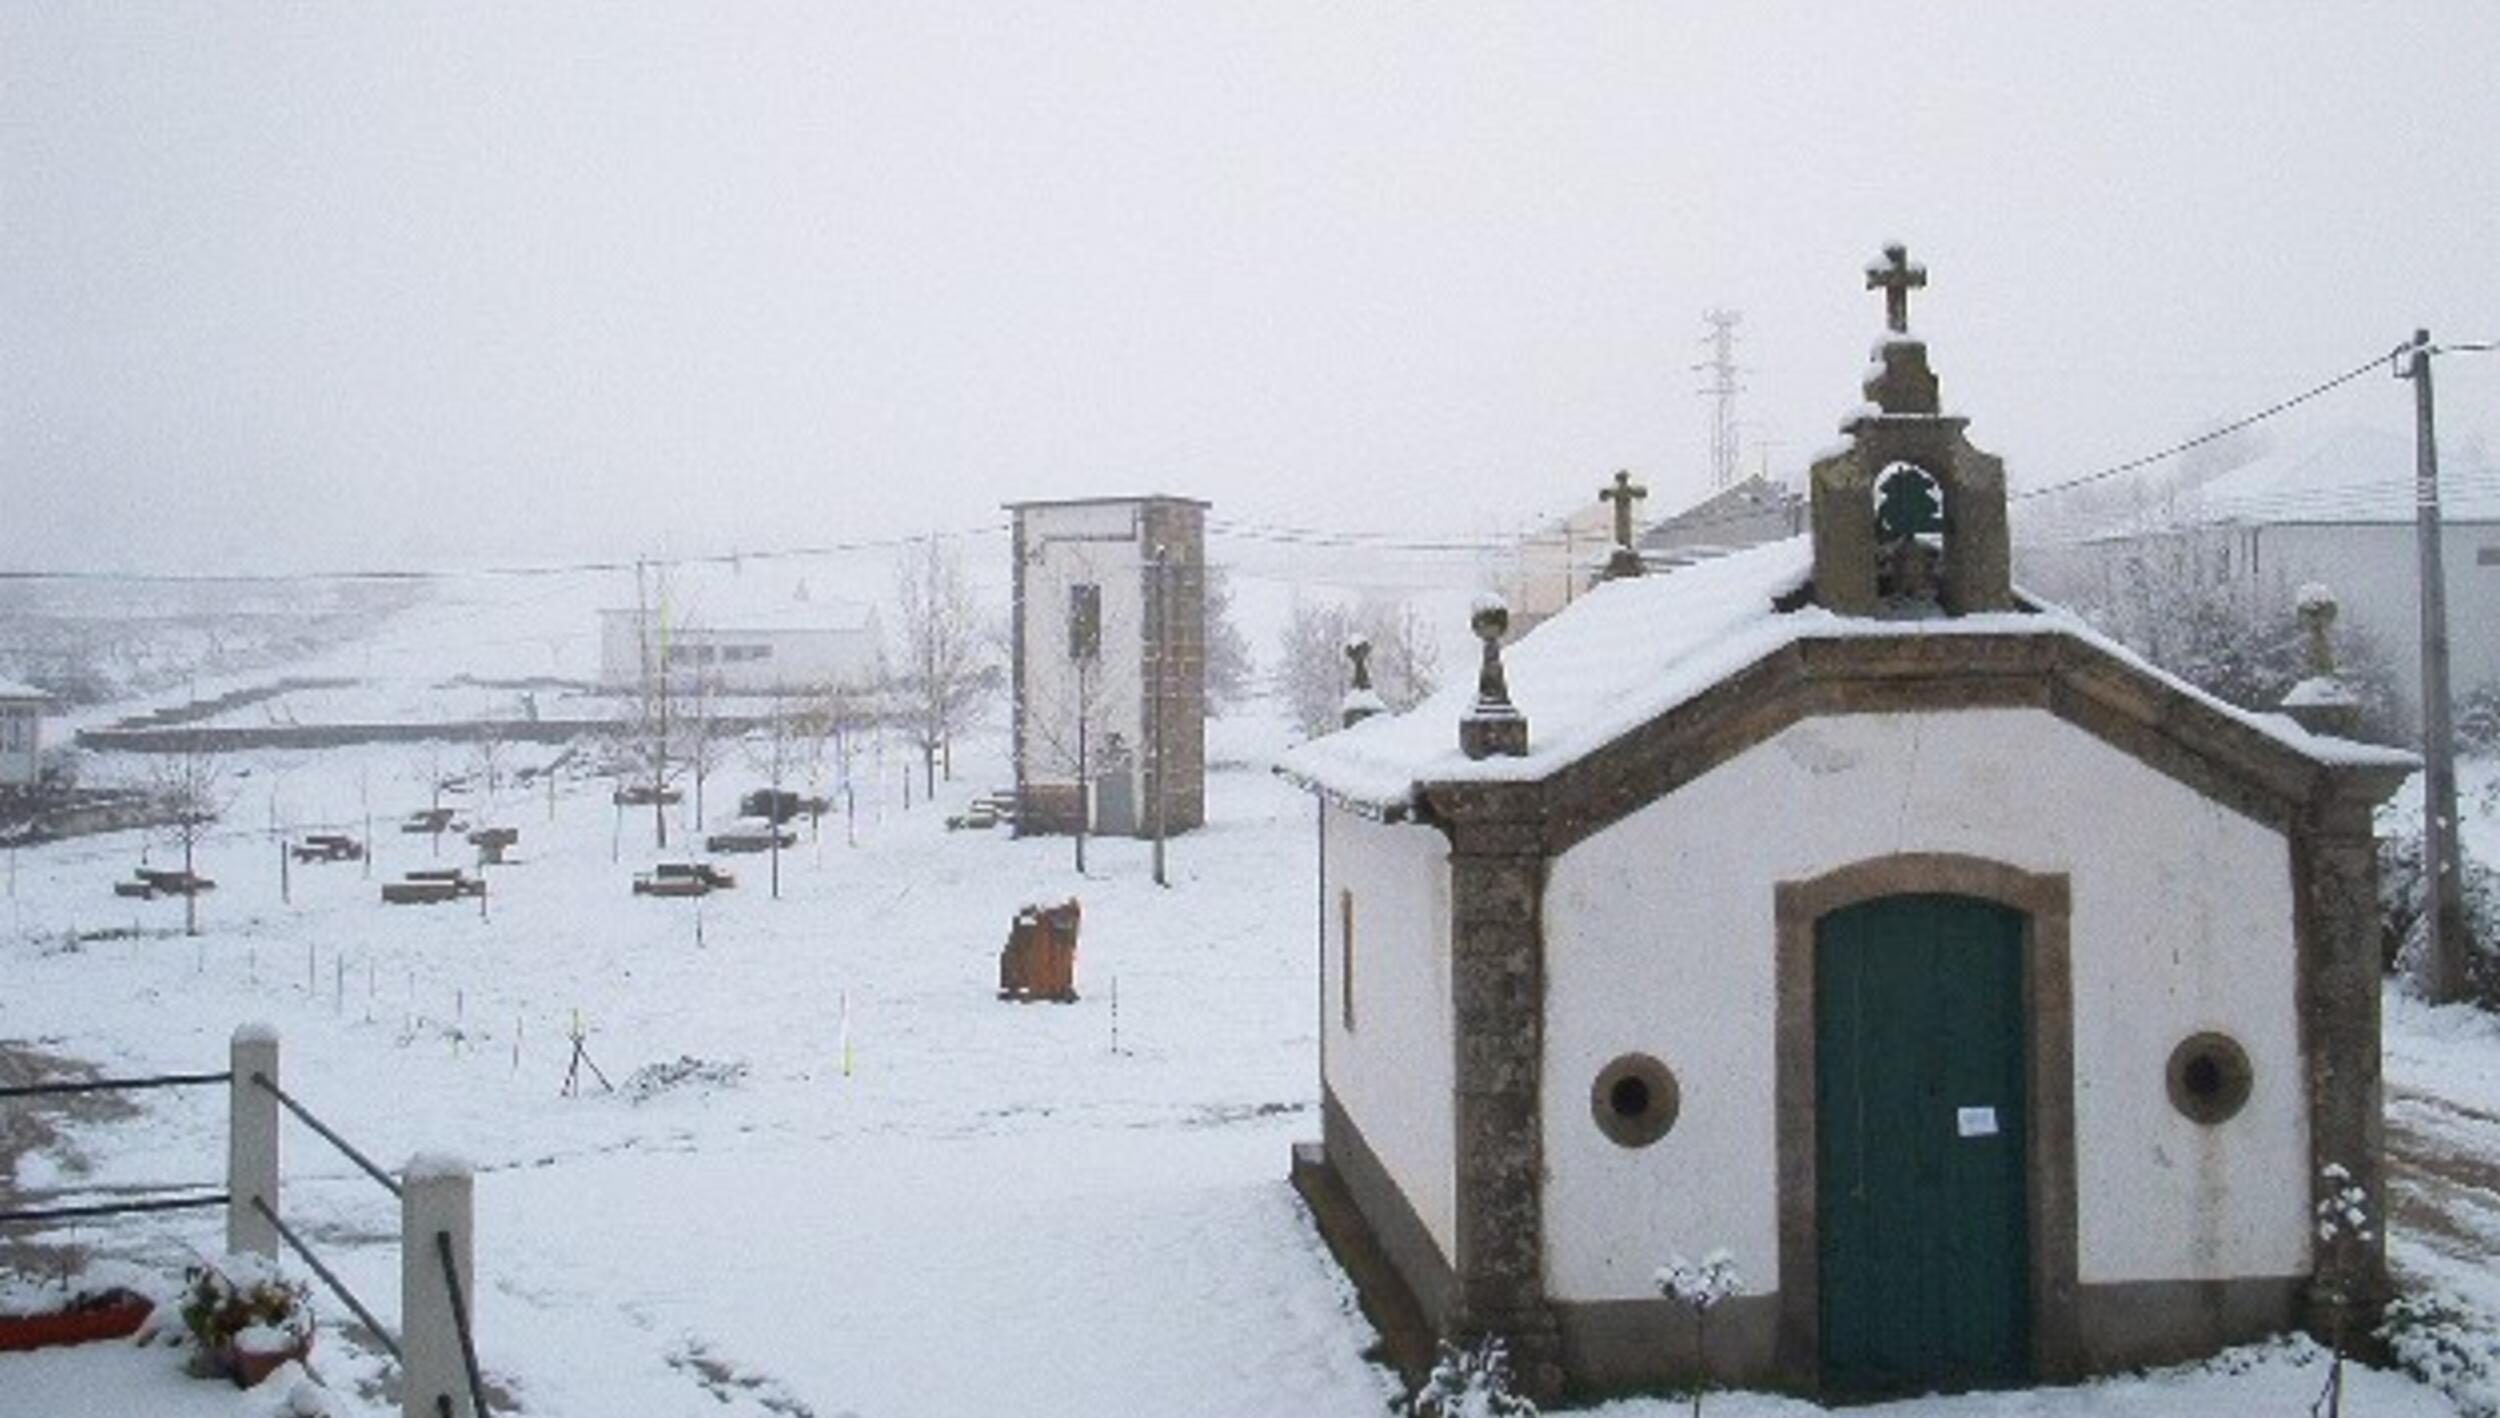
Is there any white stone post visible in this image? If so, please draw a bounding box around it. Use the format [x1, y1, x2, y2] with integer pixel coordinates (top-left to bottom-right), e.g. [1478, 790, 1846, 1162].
[402, 1153, 477, 1418]
[226, 1023, 280, 1259]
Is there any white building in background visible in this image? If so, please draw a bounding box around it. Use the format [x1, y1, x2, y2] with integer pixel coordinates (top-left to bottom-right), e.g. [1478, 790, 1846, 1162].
[598, 590, 884, 694]
[0, 677, 49, 788]
[2019, 425, 2500, 737]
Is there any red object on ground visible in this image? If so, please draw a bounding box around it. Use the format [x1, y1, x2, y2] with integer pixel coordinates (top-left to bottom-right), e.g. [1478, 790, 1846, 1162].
[0, 1292, 153, 1353]
[998, 899, 1081, 1002]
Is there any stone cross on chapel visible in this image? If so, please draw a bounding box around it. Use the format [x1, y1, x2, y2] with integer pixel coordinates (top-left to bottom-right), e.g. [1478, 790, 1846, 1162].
[1804, 245, 2016, 617]
[1600, 469, 1647, 580]
[1866, 243, 1926, 334]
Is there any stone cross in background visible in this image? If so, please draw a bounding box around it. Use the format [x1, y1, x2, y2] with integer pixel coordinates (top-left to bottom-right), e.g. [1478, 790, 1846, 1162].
[1867, 242, 1926, 333]
[1600, 469, 1647, 580]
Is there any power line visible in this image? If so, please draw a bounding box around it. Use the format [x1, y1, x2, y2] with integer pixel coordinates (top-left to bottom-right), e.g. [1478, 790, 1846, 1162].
[0, 524, 1009, 587]
[2012, 347, 2402, 505]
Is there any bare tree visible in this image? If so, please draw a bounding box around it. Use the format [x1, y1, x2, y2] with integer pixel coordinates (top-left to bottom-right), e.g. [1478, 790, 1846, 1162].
[615, 567, 736, 850]
[743, 687, 815, 900]
[894, 537, 993, 798]
[1278, 595, 1441, 738]
[2037, 534, 2400, 742]
[1015, 548, 1144, 875]
[675, 669, 730, 835]
[470, 722, 512, 826]
[148, 744, 228, 937]
[1203, 563, 1256, 709]
[810, 676, 872, 847]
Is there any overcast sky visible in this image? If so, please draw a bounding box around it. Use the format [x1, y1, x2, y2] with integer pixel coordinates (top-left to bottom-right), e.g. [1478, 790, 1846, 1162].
[6, 4, 2498, 576]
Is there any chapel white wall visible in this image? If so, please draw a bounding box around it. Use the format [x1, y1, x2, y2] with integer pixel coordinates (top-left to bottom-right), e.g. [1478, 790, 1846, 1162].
[1323, 804, 1458, 1260]
[1540, 706, 2308, 1303]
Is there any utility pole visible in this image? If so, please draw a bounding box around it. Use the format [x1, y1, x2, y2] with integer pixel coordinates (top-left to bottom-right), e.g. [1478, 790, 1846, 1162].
[1694, 309, 1745, 491]
[2402, 329, 2470, 1004]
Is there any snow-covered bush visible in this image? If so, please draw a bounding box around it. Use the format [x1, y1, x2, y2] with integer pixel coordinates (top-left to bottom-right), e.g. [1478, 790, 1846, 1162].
[1410, 1336, 1537, 1418]
[1655, 1250, 1741, 1312]
[1656, 1251, 1742, 1414]
[623, 1055, 749, 1102]
[2377, 820, 2500, 1005]
[178, 1254, 311, 1378]
[2382, 1292, 2500, 1418]
[2048, 548, 2400, 744]
[2461, 682, 2500, 756]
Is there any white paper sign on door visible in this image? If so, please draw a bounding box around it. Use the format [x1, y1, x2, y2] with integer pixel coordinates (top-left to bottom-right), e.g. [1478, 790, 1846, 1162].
[1956, 1106, 1999, 1138]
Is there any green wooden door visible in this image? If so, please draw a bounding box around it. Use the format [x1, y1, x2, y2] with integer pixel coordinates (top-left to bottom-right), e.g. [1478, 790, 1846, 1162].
[1816, 893, 2029, 1396]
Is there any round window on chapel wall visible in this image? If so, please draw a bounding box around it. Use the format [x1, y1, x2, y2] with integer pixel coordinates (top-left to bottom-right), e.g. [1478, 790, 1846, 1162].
[1591, 1053, 1680, 1148]
[2166, 1031, 2254, 1125]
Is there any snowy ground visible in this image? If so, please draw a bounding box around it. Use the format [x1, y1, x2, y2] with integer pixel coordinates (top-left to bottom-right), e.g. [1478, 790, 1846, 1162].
[3, 673, 2497, 1413]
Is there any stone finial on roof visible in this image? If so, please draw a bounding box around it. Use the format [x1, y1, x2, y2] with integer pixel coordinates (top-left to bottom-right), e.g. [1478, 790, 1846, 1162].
[1459, 595, 1528, 759]
[1600, 470, 1647, 580]
[1341, 636, 1389, 728]
[2282, 584, 2362, 738]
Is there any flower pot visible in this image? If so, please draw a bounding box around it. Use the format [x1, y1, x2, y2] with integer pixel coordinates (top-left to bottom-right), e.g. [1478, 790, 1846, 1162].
[0, 1290, 154, 1352]
[223, 1327, 313, 1388]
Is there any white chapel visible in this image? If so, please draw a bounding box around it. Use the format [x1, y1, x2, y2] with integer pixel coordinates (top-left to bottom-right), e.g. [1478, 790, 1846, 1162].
[1279, 248, 2414, 1401]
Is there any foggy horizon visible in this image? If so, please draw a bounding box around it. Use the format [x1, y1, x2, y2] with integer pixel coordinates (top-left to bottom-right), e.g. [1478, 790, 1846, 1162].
[8, 4, 2498, 577]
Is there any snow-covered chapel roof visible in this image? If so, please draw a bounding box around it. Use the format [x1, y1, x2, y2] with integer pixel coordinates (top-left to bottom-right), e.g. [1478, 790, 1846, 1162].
[1276, 534, 2412, 817]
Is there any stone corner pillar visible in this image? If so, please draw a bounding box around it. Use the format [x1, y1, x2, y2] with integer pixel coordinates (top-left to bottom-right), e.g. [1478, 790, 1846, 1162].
[1430, 780, 1562, 1397]
[2292, 776, 2403, 1339]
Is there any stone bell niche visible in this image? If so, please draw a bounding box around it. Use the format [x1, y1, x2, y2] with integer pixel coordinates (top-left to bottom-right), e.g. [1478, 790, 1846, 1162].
[1806, 245, 2017, 618]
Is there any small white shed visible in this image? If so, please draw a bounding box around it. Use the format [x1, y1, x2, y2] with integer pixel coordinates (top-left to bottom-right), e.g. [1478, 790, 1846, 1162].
[0, 677, 49, 789]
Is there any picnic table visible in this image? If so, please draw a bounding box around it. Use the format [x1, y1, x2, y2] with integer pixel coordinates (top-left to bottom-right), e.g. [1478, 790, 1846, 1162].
[948, 789, 1019, 832]
[400, 807, 466, 835]
[291, 833, 364, 864]
[113, 866, 216, 900]
[633, 861, 735, 897]
[703, 827, 794, 854]
[382, 867, 484, 903]
[466, 826, 519, 863]
[612, 785, 683, 807]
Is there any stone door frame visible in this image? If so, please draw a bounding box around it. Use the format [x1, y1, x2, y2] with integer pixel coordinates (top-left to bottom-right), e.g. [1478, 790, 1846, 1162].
[1771, 852, 2081, 1390]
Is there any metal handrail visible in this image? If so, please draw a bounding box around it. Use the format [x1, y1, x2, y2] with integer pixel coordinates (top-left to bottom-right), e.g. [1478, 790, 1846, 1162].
[0, 1191, 229, 1227]
[0, 1070, 229, 1100]
[251, 1073, 402, 1198]
[250, 1196, 401, 1363]
[436, 1229, 492, 1416]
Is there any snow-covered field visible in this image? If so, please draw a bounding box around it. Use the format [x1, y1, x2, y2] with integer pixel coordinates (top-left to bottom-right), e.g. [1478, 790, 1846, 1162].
[3, 594, 2497, 1415]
